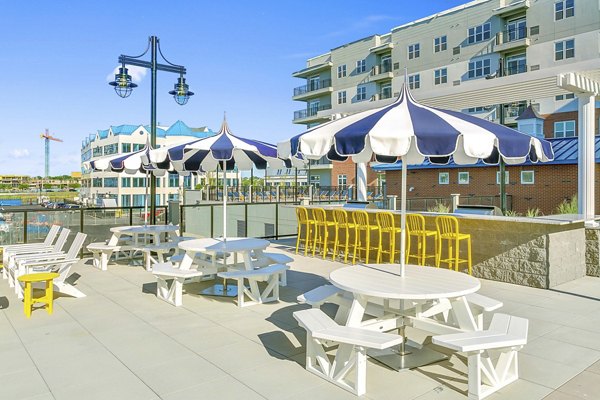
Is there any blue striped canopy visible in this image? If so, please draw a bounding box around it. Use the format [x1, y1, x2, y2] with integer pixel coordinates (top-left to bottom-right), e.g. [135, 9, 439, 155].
[149, 118, 305, 172]
[88, 143, 192, 177]
[278, 83, 554, 166]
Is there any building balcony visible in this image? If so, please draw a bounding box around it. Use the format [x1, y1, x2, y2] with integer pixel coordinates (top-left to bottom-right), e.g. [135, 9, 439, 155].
[292, 79, 333, 101]
[293, 104, 332, 124]
[500, 64, 528, 77]
[292, 61, 333, 78]
[370, 64, 394, 82]
[372, 91, 394, 101]
[492, 0, 530, 16]
[495, 28, 530, 53]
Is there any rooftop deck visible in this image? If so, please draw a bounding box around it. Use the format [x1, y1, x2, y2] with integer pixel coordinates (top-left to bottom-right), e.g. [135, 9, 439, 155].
[1, 239, 599, 400]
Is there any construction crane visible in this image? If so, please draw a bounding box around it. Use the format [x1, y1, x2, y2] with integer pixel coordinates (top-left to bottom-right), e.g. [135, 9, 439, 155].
[40, 129, 63, 178]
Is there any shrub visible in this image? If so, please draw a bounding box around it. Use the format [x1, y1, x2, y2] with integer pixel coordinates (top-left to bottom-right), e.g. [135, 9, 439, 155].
[504, 210, 521, 217]
[555, 195, 578, 214]
[427, 202, 450, 213]
[526, 208, 541, 218]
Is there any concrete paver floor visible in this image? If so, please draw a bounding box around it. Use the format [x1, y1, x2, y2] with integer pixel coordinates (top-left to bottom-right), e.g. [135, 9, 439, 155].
[1, 238, 599, 400]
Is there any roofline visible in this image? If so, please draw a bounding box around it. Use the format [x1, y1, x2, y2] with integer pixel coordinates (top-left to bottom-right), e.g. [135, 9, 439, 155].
[391, 0, 491, 32]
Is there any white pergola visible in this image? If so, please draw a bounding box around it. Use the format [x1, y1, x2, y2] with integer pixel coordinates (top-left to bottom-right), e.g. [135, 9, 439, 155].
[355, 60, 600, 222]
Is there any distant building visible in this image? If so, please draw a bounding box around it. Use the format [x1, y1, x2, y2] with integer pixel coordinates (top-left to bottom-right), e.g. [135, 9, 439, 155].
[80, 121, 215, 207]
[291, 0, 600, 200]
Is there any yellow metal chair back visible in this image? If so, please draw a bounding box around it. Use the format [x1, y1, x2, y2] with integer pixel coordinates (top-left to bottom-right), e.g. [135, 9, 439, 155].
[295, 206, 315, 255]
[406, 213, 438, 265]
[333, 208, 349, 225]
[296, 206, 310, 224]
[435, 215, 472, 274]
[407, 213, 425, 233]
[332, 209, 354, 263]
[376, 212, 395, 232]
[312, 208, 327, 224]
[436, 215, 459, 239]
[352, 210, 370, 227]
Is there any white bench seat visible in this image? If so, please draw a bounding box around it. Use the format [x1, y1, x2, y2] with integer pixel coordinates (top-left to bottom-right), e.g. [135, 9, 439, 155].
[218, 264, 288, 307]
[152, 262, 205, 306]
[294, 308, 403, 396]
[135, 242, 179, 271]
[251, 251, 293, 286]
[432, 313, 528, 400]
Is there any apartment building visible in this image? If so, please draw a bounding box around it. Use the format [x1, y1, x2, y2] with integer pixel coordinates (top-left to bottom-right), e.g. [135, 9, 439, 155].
[80, 120, 215, 207]
[291, 0, 600, 194]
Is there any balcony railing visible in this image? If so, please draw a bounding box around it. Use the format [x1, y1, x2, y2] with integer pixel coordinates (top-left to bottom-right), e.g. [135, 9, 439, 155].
[293, 104, 332, 121]
[495, 27, 529, 45]
[502, 63, 528, 76]
[293, 79, 332, 97]
[370, 63, 392, 76]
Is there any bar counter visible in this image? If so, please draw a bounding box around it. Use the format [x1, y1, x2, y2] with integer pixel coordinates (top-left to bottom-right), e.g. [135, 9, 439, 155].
[300, 205, 589, 289]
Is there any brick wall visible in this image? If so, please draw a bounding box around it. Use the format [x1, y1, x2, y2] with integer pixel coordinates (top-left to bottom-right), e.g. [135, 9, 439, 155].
[385, 163, 600, 215]
[543, 108, 600, 138]
[331, 159, 379, 187]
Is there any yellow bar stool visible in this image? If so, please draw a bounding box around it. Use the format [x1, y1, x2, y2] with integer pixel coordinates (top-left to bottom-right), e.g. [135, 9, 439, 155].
[18, 272, 60, 318]
[312, 208, 336, 259]
[352, 210, 379, 264]
[435, 215, 472, 275]
[295, 206, 315, 256]
[376, 212, 403, 263]
[332, 208, 355, 263]
[406, 213, 438, 266]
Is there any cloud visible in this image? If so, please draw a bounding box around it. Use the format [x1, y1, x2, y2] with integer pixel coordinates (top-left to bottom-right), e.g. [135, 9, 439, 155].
[106, 65, 147, 83]
[9, 149, 30, 158]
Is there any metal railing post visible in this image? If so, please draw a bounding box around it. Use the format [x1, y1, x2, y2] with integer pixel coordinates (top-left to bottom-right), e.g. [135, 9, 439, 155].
[275, 203, 279, 239]
[23, 211, 28, 244]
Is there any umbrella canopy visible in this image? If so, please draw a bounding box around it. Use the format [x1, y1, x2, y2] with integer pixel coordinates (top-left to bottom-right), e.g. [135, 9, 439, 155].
[278, 83, 555, 275]
[149, 117, 305, 240]
[278, 83, 554, 166]
[148, 117, 304, 171]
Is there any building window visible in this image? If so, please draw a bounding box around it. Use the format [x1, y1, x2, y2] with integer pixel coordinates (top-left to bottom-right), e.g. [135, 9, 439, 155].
[439, 172, 449, 185]
[103, 143, 118, 155]
[338, 174, 347, 188]
[132, 194, 145, 207]
[92, 147, 103, 157]
[168, 173, 179, 188]
[133, 177, 147, 187]
[132, 143, 144, 151]
[409, 74, 420, 89]
[468, 59, 491, 78]
[337, 64, 346, 78]
[309, 175, 320, 188]
[408, 43, 420, 59]
[121, 177, 131, 187]
[521, 171, 535, 184]
[505, 54, 527, 75]
[121, 143, 131, 153]
[434, 68, 447, 85]
[104, 177, 117, 188]
[356, 59, 366, 73]
[434, 35, 447, 52]
[496, 171, 509, 184]
[468, 22, 491, 44]
[555, 39, 575, 60]
[555, 93, 575, 101]
[121, 194, 131, 207]
[467, 107, 486, 113]
[458, 172, 470, 184]
[357, 86, 367, 101]
[554, 120, 576, 137]
[380, 83, 392, 100]
[338, 91, 347, 104]
[555, 0, 574, 20]
[92, 178, 102, 187]
[183, 175, 192, 189]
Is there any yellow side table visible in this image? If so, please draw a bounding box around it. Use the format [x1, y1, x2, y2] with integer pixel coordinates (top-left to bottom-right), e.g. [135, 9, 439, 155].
[17, 272, 59, 318]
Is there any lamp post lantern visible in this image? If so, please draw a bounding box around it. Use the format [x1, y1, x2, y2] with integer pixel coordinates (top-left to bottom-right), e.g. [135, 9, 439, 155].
[109, 35, 193, 224]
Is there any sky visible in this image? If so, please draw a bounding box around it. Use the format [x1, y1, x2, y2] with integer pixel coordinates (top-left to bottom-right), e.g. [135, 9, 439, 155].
[0, 0, 467, 177]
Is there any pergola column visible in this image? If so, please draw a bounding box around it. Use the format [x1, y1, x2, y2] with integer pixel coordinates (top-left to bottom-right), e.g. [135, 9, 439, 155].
[558, 73, 600, 225]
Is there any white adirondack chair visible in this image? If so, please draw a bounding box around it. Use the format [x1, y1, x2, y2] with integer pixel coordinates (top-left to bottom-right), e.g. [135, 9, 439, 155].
[16, 232, 88, 299]
[2, 225, 62, 279]
[6, 228, 71, 287]
[11, 232, 86, 297]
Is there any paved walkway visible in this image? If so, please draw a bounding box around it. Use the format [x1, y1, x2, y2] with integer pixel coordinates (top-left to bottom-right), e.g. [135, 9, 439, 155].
[1, 240, 599, 399]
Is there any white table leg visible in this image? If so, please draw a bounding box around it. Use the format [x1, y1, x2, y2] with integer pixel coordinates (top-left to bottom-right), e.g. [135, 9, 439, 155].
[346, 295, 368, 327]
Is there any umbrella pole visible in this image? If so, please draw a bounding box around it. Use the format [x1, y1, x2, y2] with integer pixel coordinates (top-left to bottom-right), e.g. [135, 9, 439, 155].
[400, 157, 407, 276]
[222, 165, 227, 241]
[144, 171, 149, 226]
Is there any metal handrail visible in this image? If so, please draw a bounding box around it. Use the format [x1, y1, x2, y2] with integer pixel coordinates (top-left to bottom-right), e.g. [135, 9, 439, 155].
[293, 79, 332, 96]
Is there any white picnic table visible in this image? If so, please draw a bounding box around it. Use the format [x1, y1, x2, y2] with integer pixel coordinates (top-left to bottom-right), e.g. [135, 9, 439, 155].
[329, 263, 481, 370]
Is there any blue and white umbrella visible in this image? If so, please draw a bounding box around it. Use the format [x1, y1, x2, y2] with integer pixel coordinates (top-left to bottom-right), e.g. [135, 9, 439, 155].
[149, 117, 305, 239]
[87, 142, 193, 224]
[278, 83, 554, 274]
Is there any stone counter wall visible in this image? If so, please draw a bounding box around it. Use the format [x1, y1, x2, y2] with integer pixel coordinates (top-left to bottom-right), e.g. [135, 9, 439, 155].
[419, 215, 586, 289]
[586, 228, 600, 277]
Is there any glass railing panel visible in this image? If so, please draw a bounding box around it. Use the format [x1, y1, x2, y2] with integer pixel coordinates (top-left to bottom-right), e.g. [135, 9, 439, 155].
[278, 204, 298, 237]
[182, 205, 212, 238]
[246, 203, 276, 238]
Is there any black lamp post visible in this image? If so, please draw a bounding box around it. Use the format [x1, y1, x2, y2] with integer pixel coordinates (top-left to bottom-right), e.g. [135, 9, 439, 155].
[109, 36, 193, 224]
